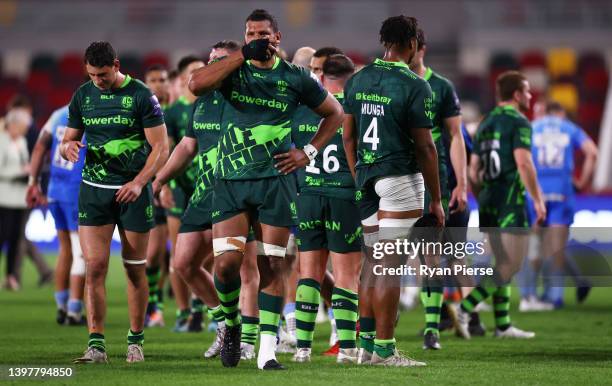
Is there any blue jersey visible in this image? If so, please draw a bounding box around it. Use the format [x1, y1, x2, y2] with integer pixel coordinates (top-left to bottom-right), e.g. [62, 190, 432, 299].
[44, 105, 85, 202]
[531, 115, 588, 200]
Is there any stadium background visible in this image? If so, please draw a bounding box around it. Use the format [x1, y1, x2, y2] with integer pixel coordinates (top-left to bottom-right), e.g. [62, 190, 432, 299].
[1, 0, 611, 383]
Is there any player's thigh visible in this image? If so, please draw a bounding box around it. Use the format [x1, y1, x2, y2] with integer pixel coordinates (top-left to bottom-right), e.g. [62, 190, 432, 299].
[118, 183, 155, 234]
[330, 250, 361, 289]
[375, 174, 425, 218]
[326, 196, 362, 254]
[118, 227, 150, 261]
[298, 249, 328, 282]
[259, 174, 298, 228]
[77, 183, 116, 228]
[78, 224, 115, 269]
[213, 212, 250, 239]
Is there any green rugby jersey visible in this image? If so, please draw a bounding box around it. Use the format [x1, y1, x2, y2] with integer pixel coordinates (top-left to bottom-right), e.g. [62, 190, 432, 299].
[165, 96, 197, 191]
[67, 75, 164, 186]
[183, 92, 223, 216]
[473, 105, 532, 206]
[423, 67, 461, 184]
[216, 56, 328, 180]
[343, 59, 433, 188]
[291, 93, 355, 200]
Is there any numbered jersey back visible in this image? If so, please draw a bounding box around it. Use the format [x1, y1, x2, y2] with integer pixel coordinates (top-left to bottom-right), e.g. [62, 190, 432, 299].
[343, 59, 433, 187]
[474, 105, 532, 186]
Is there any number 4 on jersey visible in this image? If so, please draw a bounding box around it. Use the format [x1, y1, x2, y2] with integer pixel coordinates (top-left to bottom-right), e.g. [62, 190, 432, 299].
[363, 117, 380, 150]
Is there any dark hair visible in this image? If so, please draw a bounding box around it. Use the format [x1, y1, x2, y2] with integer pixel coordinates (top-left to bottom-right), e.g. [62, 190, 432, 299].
[496, 71, 527, 101]
[245, 9, 279, 32]
[84, 41, 117, 67]
[323, 54, 355, 78]
[545, 100, 565, 114]
[168, 69, 179, 81]
[212, 40, 241, 52]
[379, 15, 418, 49]
[7, 94, 32, 110]
[416, 28, 426, 50]
[144, 64, 168, 76]
[177, 55, 203, 74]
[313, 47, 345, 58]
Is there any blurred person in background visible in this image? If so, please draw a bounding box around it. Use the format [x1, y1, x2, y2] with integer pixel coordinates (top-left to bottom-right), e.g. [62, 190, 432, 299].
[291, 46, 315, 69]
[0, 109, 31, 291]
[26, 104, 87, 326]
[310, 47, 345, 81]
[519, 100, 598, 310]
[168, 69, 181, 106]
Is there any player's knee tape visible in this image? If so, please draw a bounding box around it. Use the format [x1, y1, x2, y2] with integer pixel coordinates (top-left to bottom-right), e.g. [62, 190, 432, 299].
[286, 233, 297, 256]
[69, 231, 86, 276]
[379, 217, 418, 240]
[375, 174, 424, 212]
[213, 236, 247, 257]
[256, 241, 287, 258]
[123, 258, 147, 265]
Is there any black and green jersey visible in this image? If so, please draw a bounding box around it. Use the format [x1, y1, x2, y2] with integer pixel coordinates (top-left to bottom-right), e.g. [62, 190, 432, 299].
[473, 105, 532, 207]
[183, 92, 223, 216]
[165, 96, 197, 191]
[216, 56, 328, 180]
[423, 67, 461, 184]
[343, 59, 433, 188]
[291, 93, 355, 200]
[67, 75, 164, 186]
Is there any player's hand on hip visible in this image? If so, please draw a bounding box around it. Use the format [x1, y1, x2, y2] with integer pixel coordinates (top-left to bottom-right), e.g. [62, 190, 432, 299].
[63, 141, 85, 162]
[534, 199, 547, 225]
[429, 200, 446, 227]
[115, 180, 144, 204]
[274, 148, 309, 175]
[160, 184, 175, 209]
[449, 185, 467, 214]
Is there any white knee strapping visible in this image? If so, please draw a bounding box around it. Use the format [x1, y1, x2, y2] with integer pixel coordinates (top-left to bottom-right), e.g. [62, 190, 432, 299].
[123, 258, 147, 265]
[256, 241, 287, 258]
[361, 212, 379, 227]
[379, 217, 418, 240]
[375, 174, 424, 212]
[69, 231, 86, 276]
[213, 236, 247, 257]
[286, 233, 297, 256]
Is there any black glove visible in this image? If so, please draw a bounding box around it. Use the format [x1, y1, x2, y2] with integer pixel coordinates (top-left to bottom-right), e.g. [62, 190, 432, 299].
[242, 39, 271, 61]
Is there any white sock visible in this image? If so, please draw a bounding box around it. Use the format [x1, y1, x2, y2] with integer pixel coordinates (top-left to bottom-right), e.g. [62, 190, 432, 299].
[257, 334, 277, 369]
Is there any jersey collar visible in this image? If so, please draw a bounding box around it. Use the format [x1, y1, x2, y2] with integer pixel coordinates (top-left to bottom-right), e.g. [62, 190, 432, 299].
[423, 67, 433, 81]
[373, 58, 409, 69]
[246, 56, 281, 70]
[118, 74, 131, 89]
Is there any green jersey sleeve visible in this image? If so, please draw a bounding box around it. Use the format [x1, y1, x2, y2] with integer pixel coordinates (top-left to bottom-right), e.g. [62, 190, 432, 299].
[405, 80, 434, 129]
[513, 117, 532, 150]
[67, 90, 84, 130]
[137, 89, 164, 128]
[440, 80, 461, 119]
[298, 68, 328, 109]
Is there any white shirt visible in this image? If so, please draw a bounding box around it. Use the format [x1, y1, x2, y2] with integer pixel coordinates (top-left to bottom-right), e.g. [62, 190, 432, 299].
[0, 131, 29, 208]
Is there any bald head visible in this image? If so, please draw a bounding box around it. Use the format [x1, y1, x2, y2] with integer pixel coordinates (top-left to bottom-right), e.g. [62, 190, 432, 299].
[292, 46, 316, 69]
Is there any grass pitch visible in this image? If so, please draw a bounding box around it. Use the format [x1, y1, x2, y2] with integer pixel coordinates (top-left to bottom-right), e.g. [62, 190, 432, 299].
[1, 254, 611, 385]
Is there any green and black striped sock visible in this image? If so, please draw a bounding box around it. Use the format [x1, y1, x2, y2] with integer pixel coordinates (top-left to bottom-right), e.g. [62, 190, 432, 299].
[241, 315, 259, 345]
[421, 286, 443, 336]
[209, 304, 225, 323]
[359, 317, 375, 353]
[373, 337, 395, 359]
[493, 285, 511, 331]
[191, 297, 204, 314]
[146, 266, 160, 306]
[461, 285, 495, 313]
[88, 333, 106, 352]
[295, 278, 321, 349]
[214, 274, 241, 327]
[127, 329, 144, 346]
[258, 291, 283, 338]
[331, 287, 358, 349]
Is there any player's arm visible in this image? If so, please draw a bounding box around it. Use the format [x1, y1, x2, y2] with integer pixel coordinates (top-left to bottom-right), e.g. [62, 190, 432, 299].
[152, 136, 198, 195]
[413, 128, 444, 225]
[445, 115, 468, 213]
[574, 137, 598, 191]
[514, 148, 546, 224]
[275, 93, 343, 174]
[342, 113, 358, 180]
[26, 130, 53, 207]
[59, 127, 85, 162]
[188, 39, 273, 95]
[115, 124, 169, 203]
[468, 153, 482, 196]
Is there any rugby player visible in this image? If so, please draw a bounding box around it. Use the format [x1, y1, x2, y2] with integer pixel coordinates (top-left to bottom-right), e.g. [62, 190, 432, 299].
[188, 9, 343, 370]
[61, 41, 169, 363]
[456, 71, 546, 339]
[343, 15, 443, 366]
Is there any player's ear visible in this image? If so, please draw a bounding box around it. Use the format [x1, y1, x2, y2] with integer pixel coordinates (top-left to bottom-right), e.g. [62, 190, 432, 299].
[113, 58, 120, 72]
[275, 31, 282, 44]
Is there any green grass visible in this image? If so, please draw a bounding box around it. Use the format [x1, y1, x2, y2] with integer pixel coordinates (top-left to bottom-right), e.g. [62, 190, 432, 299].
[1, 254, 611, 385]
